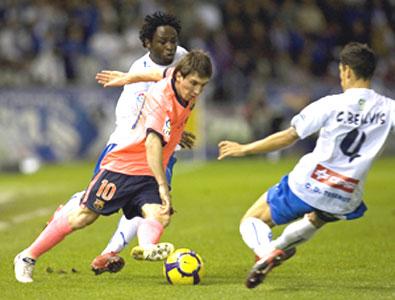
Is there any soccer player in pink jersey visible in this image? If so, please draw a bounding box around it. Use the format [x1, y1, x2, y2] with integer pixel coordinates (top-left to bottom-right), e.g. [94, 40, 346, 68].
[14, 50, 212, 283]
[42, 12, 195, 276]
[218, 42, 395, 288]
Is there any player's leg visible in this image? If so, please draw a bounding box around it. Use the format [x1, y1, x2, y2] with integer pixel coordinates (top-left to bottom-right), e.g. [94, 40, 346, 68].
[96, 154, 176, 256]
[14, 206, 99, 283]
[246, 212, 324, 288]
[45, 191, 85, 226]
[14, 169, 120, 283]
[244, 176, 315, 288]
[239, 191, 275, 260]
[91, 215, 142, 275]
[101, 215, 144, 255]
[91, 156, 177, 272]
[270, 212, 324, 251]
[131, 203, 174, 261]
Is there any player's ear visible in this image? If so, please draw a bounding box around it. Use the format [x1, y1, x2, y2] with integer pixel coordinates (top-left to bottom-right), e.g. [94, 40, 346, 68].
[346, 65, 355, 79]
[345, 65, 353, 79]
[175, 71, 184, 82]
[144, 38, 151, 49]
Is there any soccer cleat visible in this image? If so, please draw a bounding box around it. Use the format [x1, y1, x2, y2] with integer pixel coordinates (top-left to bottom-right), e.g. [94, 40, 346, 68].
[14, 252, 36, 283]
[246, 247, 296, 289]
[91, 252, 125, 275]
[131, 242, 174, 261]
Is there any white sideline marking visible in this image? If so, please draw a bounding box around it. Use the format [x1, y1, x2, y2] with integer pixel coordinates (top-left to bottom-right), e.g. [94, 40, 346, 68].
[0, 221, 9, 231]
[0, 191, 15, 205]
[0, 207, 53, 232]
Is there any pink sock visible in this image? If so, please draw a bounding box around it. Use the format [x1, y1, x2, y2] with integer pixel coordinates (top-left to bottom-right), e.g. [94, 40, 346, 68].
[137, 218, 164, 247]
[27, 213, 73, 259]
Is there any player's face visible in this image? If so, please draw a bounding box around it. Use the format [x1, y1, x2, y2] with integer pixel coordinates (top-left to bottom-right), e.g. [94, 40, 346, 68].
[147, 25, 178, 66]
[175, 71, 210, 102]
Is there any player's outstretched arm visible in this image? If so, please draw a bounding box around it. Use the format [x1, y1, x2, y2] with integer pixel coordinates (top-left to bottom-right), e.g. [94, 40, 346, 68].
[96, 69, 164, 87]
[218, 127, 299, 160]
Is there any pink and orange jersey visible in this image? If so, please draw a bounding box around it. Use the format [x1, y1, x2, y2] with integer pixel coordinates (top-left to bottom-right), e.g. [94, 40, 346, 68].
[100, 69, 193, 176]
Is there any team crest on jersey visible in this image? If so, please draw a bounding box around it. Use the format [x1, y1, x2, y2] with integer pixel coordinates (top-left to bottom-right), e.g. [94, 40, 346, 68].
[162, 117, 171, 137]
[311, 164, 359, 193]
[93, 199, 105, 210]
[358, 98, 366, 110]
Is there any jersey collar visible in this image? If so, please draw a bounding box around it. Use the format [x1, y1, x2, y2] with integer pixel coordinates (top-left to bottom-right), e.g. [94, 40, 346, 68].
[171, 78, 189, 108]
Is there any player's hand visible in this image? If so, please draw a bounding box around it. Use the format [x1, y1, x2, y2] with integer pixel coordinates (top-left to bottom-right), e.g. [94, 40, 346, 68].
[95, 70, 128, 87]
[179, 131, 196, 149]
[158, 184, 172, 215]
[217, 140, 246, 160]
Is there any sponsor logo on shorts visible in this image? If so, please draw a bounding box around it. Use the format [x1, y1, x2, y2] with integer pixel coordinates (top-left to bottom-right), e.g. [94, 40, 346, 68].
[311, 164, 359, 193]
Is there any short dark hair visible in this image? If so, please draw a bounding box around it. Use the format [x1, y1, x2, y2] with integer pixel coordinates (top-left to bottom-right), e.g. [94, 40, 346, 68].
[139, 12, 181, 48]
[339, 42, 376, 80]
[173, 50, 213, 79]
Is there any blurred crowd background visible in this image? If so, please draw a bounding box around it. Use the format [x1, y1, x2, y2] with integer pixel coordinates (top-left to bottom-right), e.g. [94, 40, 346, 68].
[1, 0, 395, 170]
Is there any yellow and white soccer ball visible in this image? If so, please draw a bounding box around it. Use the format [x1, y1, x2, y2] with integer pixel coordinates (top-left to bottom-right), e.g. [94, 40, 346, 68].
[163, 248, 204, 285]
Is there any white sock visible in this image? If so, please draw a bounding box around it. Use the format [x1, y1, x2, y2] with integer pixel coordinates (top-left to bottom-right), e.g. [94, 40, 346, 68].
[51, 191, 84, 222]
[102, 216, 143, 254]
[240, 217, 273, 259]
[60, 191, 85, 215]
[271, 215, 317, 250]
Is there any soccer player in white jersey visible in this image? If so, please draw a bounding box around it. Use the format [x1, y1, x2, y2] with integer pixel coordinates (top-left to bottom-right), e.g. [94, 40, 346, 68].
[218, 42, 395, 288]
[44, 12, 190, 275]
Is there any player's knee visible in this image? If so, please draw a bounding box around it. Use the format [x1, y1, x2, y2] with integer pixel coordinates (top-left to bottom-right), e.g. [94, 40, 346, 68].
[68, 207, 98, 229]
[159, 213, 171, 227]
[142, 204, 171, 227]
[306, 212, 326, 228]
[240, 203, 274, 227]
[152, 210, 171, 227]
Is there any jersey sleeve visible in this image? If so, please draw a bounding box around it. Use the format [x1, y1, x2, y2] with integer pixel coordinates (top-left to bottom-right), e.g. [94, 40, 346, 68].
[144, 88, 171, 144]
[291, 97, 331, 139]
[163, 67, 175, 78]
[120, 60, 153, 103]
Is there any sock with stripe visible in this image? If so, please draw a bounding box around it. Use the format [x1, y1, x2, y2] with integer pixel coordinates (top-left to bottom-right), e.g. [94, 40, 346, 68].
[239, 217, 273, 259]
[102, 216, 143, 254]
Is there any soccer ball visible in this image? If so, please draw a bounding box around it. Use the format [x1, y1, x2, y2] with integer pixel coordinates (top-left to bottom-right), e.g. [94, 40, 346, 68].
[163, 248, 204, 285]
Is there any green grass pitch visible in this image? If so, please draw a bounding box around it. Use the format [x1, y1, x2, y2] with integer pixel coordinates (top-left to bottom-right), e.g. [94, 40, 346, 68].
[0, 157, 394, 299]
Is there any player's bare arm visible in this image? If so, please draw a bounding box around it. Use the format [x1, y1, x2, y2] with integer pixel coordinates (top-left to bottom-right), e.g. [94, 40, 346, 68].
[96, 69, 164, 87]
[145, 132, 172, 215]
[218, 127, 299, 160]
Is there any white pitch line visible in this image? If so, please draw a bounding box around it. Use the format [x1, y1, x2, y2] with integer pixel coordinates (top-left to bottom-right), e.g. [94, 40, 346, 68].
[0, 207, 53, 232]
[0, 191, 16, 205]
[0, 221, 9, 231]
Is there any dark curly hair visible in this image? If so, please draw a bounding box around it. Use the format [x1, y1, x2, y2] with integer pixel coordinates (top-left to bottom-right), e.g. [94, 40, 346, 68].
[139, 12, 182, 48]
